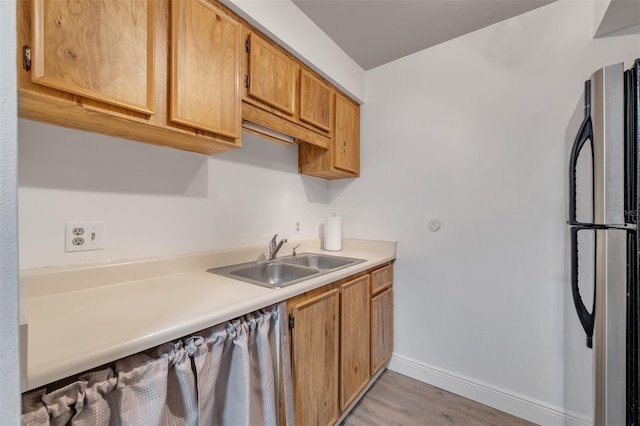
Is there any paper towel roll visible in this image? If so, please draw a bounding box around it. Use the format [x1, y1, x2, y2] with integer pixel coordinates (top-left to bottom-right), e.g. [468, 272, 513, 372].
[325, 214, 342, 251]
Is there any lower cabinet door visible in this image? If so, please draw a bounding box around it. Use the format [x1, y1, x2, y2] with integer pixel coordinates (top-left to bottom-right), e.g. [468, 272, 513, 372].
[371, 287, 393, 375]
[340, 275, 371, 410]
[290, 289, 340, 426]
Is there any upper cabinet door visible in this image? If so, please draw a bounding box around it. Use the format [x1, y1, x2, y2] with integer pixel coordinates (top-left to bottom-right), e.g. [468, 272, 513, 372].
[299, 69, 332, 132]
[170, 0, 241, 139]
[31, 0, 154, 115]
[333, 92, 360, 173]
[246, 32, 298, 116]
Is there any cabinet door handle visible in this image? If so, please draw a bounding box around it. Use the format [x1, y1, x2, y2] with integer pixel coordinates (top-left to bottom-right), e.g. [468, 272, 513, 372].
[23, 46, 31, 71]
[570, 227, 595, 348]
[568, 80, 593, 226]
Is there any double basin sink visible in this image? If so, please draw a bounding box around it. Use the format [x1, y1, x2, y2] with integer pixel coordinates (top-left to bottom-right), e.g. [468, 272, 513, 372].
[207, 253, 366, 289]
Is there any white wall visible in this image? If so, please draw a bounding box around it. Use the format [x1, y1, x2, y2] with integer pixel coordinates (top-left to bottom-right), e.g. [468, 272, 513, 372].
[329, 0, 639, 421]
[0, 0, 19, 423]
[18, 0, 364, 270]
[19, 121, 330, 269]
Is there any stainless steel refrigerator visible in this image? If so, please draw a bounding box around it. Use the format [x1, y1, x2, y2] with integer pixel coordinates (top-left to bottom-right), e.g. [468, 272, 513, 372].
[566, 59, 639, 425]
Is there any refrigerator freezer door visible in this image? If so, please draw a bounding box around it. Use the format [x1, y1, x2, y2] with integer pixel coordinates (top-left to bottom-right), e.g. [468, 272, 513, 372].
[592, 63, 626, 226]
[594, 228, 628, 426]
[568, 63, 626, 227]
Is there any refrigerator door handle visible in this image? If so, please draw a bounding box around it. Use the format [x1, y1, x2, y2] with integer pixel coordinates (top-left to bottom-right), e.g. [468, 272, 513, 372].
[571, 226, 595, 348]
[569, 80, 593, 226]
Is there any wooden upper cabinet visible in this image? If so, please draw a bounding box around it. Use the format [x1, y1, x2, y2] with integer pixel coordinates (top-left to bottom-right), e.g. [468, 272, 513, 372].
[290, 289, 340, 426]
[299, 69, 332, 132]
[241, 31, 332, 149]
[245, 32, 298, 116]
[333, 92, 360, 174]
[20, 0, 241, 154]
[298, 91, 360, 179]
[170, 0, 241, 139]
[31, 0, 154, 115]
[340, 275, 371, 410]
[20, 0, 356, 163]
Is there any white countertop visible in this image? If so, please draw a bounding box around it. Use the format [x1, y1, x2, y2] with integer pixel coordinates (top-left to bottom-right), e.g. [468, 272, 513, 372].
[20, 238, 396, 391]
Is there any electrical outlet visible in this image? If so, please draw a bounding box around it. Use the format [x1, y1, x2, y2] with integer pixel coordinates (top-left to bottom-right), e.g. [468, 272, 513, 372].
[65, 222, 104, 252]
[295, 221, 302, 235]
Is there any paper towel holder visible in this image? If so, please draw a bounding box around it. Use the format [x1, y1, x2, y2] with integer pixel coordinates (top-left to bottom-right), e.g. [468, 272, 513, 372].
[325, 213, 342, 252]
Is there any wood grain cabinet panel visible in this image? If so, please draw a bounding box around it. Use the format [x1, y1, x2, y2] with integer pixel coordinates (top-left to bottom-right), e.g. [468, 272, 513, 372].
[299, 69, 332, 132]
[19, 0, 242, 155]
[32, 0, 154, 114]
[285, 266, 393, 423]
[170, 0, 241, 138]
[298, 91, 360, 179]
[290, 289, 340, 426]
[340, 275, 371, 410]
[371, 287, 393, 375]
[333, 92, 360, 174]
[246, 32, 298, 116]
[371, 264, 393, 295]
[241, 31, 332, 149]
[20, 0, 358, 166]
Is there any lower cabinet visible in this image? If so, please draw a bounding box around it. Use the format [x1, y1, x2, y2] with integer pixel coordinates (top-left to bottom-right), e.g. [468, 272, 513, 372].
[340, 275, 371, 410]
[286, 263, 392, 425]
[371, 287, 393, 374]
[290, 289, 341, 426]
[370, 264, 394, 375]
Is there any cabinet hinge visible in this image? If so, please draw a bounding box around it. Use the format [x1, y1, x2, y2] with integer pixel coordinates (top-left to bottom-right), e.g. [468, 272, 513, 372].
[23, 46, 31, 71]
[244, 75, 250, 88]
[245, 38, 250, 53]
[289, 315, 294, 329]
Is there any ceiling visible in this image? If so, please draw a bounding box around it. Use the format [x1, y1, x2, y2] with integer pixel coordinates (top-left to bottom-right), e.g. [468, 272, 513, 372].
[292, 0, 556, 70]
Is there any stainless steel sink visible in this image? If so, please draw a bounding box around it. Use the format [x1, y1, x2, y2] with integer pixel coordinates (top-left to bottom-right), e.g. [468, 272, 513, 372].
[231, 263, 318, 287]
[207, 252, 366, 289]
[283, 253, 365, 270]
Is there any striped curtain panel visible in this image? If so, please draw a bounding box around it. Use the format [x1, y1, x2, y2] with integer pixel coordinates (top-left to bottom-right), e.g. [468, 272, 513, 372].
[21, 306, 278, 426]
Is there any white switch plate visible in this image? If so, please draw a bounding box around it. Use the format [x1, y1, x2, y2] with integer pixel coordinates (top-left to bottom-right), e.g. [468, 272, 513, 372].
[65, 222, 104, 252]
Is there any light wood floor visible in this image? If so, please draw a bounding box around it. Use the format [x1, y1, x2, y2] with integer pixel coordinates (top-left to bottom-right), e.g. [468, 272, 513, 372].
[341, 370, 536, 426]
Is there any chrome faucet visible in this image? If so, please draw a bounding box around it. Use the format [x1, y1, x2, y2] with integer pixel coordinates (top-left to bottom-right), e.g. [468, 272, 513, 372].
[269, 234, 288, 260]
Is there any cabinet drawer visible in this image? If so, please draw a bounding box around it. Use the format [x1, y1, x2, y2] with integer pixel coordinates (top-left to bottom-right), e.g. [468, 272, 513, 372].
[371, 264, 392, 295]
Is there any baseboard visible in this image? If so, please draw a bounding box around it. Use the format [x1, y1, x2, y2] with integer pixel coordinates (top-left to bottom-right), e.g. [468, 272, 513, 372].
[388, 353, 591, 426]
